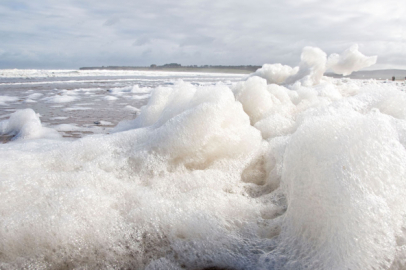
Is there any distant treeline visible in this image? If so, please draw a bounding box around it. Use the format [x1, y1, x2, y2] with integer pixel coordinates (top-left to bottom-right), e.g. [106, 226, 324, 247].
[79, 63, 262, 74]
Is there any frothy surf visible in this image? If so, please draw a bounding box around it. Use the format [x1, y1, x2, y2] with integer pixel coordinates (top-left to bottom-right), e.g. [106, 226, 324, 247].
[1, 45, 406, 270]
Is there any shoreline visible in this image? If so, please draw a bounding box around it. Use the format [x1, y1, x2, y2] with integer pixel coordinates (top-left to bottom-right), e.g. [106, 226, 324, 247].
[79, 66, 259, 74]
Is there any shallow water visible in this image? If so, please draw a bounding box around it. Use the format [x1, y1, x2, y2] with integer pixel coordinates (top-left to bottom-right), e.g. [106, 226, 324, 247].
[0, 70, 245, 137]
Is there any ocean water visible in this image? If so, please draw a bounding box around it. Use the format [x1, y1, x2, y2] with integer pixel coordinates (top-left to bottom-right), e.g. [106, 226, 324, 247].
[0, 69, 245, 139]
[2, 47, 406, 270]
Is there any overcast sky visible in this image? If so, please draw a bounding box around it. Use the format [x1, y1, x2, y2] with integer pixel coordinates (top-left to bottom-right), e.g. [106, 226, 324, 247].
[1, 0, 405, 69]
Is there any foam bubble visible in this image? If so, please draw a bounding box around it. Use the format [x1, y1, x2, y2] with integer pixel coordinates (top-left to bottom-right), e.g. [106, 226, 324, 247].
[0, 108, 60, 140]
[123, 105, 141, 113]
[103, 95, 118, 101]
[26, 93, 43, 100]
[0, 95, 19, 106]
[43, 95, 78, 103]
[284, 46, 328, 86]
[328, 44, 377, 76]
[53, 123, 81, 132]
[251, 63, 298, 85]
[131, 94, 151, 100]
[252, 45, 377, 87]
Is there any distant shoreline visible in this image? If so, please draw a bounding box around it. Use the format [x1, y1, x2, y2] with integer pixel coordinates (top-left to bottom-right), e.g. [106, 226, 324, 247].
[325, 69, 406, 81]
[79, 65, 261, 74]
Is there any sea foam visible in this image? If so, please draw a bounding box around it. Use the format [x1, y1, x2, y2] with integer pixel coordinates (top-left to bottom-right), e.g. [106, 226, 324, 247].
[0, 108, 60, 140]
[0, 45, 405, 270]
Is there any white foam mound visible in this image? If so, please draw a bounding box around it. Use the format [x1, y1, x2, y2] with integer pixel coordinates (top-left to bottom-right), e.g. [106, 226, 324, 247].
[260, 110, 406, 269]
[284, 46, 327, 86]
[251, 63, 298, 85]
[103, 95, 118, 101]
[0, 108, 60, 140]
[252, 44, 377, 86]
[0, 95, 19, 106]
[108, 85, 152, 95]
[123, 105, 141, 113]
[2, 59, 406, 269]
[43, 95, 78, 103]
[0, 81, 264, 269]
[328, 44, 378, 76]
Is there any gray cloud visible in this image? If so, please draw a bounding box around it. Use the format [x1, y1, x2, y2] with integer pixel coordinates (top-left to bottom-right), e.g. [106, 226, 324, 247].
[0, 0, 405, 69]
[103, 17, 121, 27]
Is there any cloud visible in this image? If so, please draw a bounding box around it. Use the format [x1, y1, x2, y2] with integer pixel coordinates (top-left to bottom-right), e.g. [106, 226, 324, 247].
[0, 0, 405, 69]
[132, 36, 151, 46]
[103, 17, 120, 26]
